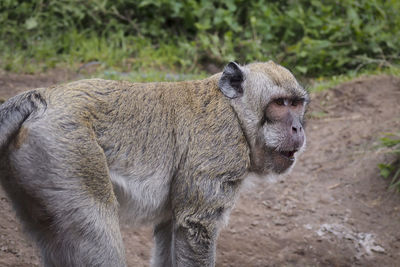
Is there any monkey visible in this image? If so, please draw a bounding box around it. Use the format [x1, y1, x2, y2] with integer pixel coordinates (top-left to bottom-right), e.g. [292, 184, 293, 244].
[0, 61, 309, 267]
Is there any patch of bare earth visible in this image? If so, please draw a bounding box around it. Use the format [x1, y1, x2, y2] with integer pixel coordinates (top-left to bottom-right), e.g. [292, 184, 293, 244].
[0, 72, 399, 266]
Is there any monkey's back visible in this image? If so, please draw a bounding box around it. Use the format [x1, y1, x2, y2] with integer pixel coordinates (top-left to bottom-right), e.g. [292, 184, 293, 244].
[37, 78, 249, 171]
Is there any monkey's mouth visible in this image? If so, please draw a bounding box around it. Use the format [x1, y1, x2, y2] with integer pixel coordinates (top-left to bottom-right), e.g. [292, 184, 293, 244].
[278, 150, 297, 160]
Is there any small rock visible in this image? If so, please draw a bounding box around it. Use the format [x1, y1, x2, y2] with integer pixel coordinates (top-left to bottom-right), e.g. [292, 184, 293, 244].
[274, 219, 287, 226]
[304, 224, 313, 230]
[371, 245, 385, 253]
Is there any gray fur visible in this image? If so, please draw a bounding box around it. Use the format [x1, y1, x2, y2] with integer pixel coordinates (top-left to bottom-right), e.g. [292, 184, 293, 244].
[0, 90, 45, 151]
[0, 61, 308, 266]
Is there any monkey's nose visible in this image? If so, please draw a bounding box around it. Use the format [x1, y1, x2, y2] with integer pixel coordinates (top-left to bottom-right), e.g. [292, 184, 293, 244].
[291, 123, 304, 147]
[291, 126, 302, 133]
[291, 124, 303, 134]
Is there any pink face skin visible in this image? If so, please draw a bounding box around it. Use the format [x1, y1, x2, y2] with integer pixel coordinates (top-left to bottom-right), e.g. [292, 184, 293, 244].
[252, 96, 307, 175]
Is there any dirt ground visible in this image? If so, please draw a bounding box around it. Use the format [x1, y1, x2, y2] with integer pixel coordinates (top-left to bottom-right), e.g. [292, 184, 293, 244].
[0, 70, 399, 267]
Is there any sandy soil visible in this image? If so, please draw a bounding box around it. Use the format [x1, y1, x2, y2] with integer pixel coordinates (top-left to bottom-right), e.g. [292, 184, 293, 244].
[0, 71, 399, 267]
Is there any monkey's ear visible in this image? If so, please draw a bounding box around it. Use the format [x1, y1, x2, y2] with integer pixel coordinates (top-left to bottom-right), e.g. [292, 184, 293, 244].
[218, 62, 244, 99]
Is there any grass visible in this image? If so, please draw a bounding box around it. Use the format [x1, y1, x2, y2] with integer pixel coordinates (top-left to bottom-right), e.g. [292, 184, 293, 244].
[308, 65, 400, 92]
[1, 28, 399, 86]
[0, 30, 202, 77]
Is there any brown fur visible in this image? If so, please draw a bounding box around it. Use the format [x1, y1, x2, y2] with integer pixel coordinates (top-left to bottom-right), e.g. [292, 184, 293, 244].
[12, 126, 28, 149]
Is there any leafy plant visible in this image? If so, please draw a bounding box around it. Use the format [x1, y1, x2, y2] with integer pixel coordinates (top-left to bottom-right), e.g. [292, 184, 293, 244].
[378, 133, 400, 191]
[0, 0, 399, 76]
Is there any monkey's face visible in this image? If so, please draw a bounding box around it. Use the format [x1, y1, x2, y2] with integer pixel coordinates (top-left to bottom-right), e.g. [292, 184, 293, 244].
[252, 96, 307, 174]
[219, 61, 309, 175]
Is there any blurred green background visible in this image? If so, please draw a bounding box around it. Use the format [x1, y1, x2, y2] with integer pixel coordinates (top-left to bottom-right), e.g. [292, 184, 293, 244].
[1, 0, 399, 80]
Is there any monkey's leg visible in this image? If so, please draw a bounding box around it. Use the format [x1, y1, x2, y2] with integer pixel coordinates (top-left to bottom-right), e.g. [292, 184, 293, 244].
[151, 220, 173, 267]
[36, 204, 126, 267]
[5, 128, 126, 267]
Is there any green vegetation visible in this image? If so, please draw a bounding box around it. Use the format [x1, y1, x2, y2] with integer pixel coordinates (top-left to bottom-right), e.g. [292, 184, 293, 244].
[1, 0, 399, 77]
[309, 65, 400, 92]
[378, 133, 400, 191]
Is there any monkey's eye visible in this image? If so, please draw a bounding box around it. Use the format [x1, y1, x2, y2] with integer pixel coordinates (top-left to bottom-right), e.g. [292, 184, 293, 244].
[274, 98, 285, 106]
[291, 98, 305, 107]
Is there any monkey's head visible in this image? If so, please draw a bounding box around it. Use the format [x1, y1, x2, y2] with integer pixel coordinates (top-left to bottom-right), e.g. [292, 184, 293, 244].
[218, 61, 309, 175]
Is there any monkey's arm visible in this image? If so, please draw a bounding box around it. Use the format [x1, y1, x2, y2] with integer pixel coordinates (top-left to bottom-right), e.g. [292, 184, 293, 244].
[170, 168, 241, 267]
[173, 217, 218, 267]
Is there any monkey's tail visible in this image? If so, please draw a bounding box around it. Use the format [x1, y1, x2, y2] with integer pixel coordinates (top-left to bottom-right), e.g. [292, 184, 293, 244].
[0, 90, 46, 152]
